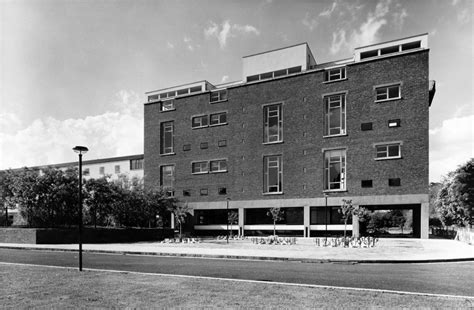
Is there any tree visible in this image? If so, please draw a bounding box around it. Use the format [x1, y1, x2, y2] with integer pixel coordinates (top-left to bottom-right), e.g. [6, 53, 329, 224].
[436, 159, 474, 227]
[267, 207, 284, 236]
[389, 210, 407, 234]
[338, 199, 367, 239]
[168, 202, 191, 241]
[228, 210, 238, 237]
[84, 177, 120, 228]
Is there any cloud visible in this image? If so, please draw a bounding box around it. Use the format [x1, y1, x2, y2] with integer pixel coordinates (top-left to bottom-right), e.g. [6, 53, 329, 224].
[183, 36, 194, 51]
[0, 90, 143, 170]
[204, 20, 260, 49]
[429, 115, 474, 181]
[220, 75, 229, 83]
[393, 8, 408, 28]
[302, 13, 319, 31]
[0, 112, 23, 134]
[166, 42, 174, 49]
[319, 1, 337, 17]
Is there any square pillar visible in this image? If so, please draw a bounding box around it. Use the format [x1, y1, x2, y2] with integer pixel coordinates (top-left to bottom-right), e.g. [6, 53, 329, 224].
[238, 207, 245, 237]
[304, 205, 310, 238]
[420, 202, 429, 239]
[352, 215, 360, 238]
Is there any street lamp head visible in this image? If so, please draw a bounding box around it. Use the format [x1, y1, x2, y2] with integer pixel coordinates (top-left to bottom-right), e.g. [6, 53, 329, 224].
[73, 146, 89, 154]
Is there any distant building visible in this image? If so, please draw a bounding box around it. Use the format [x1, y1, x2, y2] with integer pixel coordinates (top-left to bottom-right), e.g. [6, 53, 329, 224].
[144, 33, 436, 238]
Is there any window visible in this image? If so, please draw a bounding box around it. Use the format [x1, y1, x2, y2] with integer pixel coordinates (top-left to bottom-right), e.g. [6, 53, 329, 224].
[380, 45, 399, 55]
[218, 187, 227, 195]
[160, 121, 174, 154]
[83, 168, 90, 176]
[210, 89, 228, 103]
[183, 189, 191, 197]
[389, 178, 401, 186]
[246, 66, 301, 82]
[183, 144, 191, 151]
[375, 84, 401, 101]
[218, 140, 227, 147]
[361, 122, 373, 131]
[361, 180, 373, 188]
[130, 159, 143, 170]
[210, 112, 227, 126]
[324, 149, 346, 191]
[148, 94, 159, 102]
[200, 188, 208, 196]
[388, 119, 401, 128]
[263, 103, 282, 143]
[324, 67, 346, 82]
[192, 161, 208, 174]
[160, 165, 175, 196]
[360, 50, 378, 59]
[114, 165, 120, 174]
[160, 100, 174, 112]
[192, 115, 208, 128]
[99, 167, 105, 175]
[200, 142, 208, 149]
[210, 159, 227, 173]
[402, 41, 421, 51]
[264, 155, 282, 193]
[324, 93, 346, 136]
[376, 143, 401, 159]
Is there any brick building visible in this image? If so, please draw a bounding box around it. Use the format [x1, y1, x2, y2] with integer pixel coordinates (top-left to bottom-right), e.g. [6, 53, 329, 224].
[144, 33, 436, 238]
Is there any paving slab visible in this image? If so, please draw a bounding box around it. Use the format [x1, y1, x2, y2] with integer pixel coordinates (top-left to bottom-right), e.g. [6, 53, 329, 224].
[0, 238, 472, 263]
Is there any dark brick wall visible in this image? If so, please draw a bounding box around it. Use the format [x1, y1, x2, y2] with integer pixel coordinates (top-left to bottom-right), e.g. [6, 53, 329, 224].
[144, 50, 429, 203]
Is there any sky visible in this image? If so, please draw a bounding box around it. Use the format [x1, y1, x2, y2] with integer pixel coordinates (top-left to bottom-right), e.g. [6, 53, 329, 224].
[0, 0, 472, 182]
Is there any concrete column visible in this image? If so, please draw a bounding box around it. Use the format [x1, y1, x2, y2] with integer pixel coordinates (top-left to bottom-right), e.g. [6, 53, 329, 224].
[304, 205, 310, 238]
[238, 207, 245, 237]
[352, 215, 360, 238]
[170, 213, 175, 229]
[420, 202, 429, 239]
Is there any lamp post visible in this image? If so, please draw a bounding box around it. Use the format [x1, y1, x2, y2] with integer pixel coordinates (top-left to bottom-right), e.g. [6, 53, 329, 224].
[73, 146, 88, 271]
[226, 198, 230, 244]
[324, 193, 328, 240]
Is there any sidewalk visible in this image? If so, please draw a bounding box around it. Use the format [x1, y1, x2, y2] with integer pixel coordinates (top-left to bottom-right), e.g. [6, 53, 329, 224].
[0, 238, 473, 263]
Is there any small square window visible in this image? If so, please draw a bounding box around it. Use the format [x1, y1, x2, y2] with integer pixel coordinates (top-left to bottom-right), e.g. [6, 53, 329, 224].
[218, 140, 227, 147]
[183, 144, 191, 151]
[388, 119, 401, 128]
[388, 178, 401, 187]
[361, 122, 373, 131]
[83, 168, 90, 176]
[115, 165, 120, 174]
[99, 167, 105, 175]
[183, 190, 191, 197]
[160, 100, 174, 112]
[324, 67, 346, 82]
[218, 187, 227, 195]
[200, 142, 208, 149]
[210, 89, 228, 103]
[361, 180, 373, 188]
[200, 188, 208, 196]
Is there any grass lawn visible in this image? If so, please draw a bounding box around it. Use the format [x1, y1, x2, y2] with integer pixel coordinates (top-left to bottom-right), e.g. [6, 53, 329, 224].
[1, 264, 472, 309]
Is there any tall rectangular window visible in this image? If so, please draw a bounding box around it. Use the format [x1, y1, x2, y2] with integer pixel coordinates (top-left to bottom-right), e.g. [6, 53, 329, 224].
[263, 104, 282, 143]
[324, 149, 346, 191]
[324, 94, 346, 136]
[160, 165, 175, 195]
[114, 165, 120, 174]
[160, 121, 174, 154]
[375, 84, 401, 101]
[264, 155, 282, 193]
[99, 167, 105, 175]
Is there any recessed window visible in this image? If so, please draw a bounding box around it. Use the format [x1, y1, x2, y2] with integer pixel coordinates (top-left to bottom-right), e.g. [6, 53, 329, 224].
[160, 165, 175, 196]
[389, 178, 401, 187]
[380, 45, 400, 55]
[210, 89, 228, 103]
[210, 159, 227, 173]
[401, 41, 421, 51]
[160, 121, 174, 154]
[375, 143, 401, 159]
[192, 161, 209, 174]
[200, 142, 208, 149]
[115, 165, 120, 174]
[375, 84, 401, 102]
[324, 93, 346, 136]
[148, 94, 159, 102]
[192, 115, 208, 129]
[183, 144, 191, 151]
[324, 149, 346, 191]
[218, 187, 227, 195]
[361, 180, 373, 188]
[324, 67, 346, 82]
[263, 103, 283, 143]
[360, 50, 378, 59]
[210, 112, 227, 126]
[83, 168, 90, 176]
[218, 140, 227, 147]
[183, 190, 191, 197]
[189, 86, 202, 93]
[361, 122, 373, 131]
[388, 119, 401, 128]
[200, 188, 208, 196]
[99, 167, 105, 175]
[264, 155, 282, 193]
[160, 100, 174, 112]
[130, 159, 143, 170]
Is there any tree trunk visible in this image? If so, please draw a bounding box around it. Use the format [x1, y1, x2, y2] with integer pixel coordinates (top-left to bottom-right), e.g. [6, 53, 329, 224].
[273, 220, 276, 236]
[179, 222, 182, 242]
[344, 218, 347, 239]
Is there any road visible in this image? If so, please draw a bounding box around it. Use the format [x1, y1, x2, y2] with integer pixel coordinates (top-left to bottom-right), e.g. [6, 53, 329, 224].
[1, 248, 473, 297]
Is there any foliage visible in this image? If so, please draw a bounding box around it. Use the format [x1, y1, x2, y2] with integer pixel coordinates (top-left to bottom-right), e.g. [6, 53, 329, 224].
[338, 199, 367, 239]
[168, 202, 191, 241]
[436, 158, 474, 227]
[228, 210, 239, 237]
[267, 207, 284, 236]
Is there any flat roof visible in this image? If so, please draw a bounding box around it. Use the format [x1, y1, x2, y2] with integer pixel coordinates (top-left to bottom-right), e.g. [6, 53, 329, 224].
[242, 42, 309, 59]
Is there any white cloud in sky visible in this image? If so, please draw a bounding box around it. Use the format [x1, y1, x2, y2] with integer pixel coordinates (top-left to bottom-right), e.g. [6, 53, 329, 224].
[319, 1, 337, 17]
[166, 41, 174, 49]
[220, 75, 229, 83]
[204, 20, 260, 49]
[429, 114, 474, 181]
[0, 112, 23, 134]
[0, 90, 143, 169]
[393, 8, 408, 28]
[302, 1, 337, 31]
[183, 36, 194, 51]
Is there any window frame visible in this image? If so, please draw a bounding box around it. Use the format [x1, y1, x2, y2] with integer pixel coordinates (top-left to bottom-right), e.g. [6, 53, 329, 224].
[192, 161, 209, 174]
[323, 149, 346, 192]
[160, 121, 174, 155]
[209, 112, 227, 127]
[160, 100, 175, 112]
[130, 159, 143, 170]
[323, 93, 347, 137]
[191, 115, 209, 129]
[209, 89, 228, 103]
[323, 67, 347, 83]
[375, 83, 401, 102]
[374, 142, 402, 160]
[210, 159, 228, 173]
[263, 103, 283, 144]
[114, 165, 120, 174]
[263, 155, 283, 194]
[160, 165, 175, 196]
